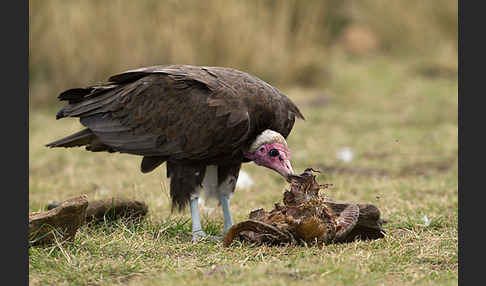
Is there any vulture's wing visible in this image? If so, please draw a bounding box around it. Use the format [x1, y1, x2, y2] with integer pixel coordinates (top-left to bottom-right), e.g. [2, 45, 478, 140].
[55, 65, 303, 161]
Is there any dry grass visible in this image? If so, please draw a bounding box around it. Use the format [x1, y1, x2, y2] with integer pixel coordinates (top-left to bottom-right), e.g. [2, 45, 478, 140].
[29, 0, 457, 106]
[29, 54, 457, 285]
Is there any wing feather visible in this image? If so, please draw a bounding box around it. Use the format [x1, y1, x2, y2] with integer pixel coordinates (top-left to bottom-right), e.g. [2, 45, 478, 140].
[54, 65, 303, 161]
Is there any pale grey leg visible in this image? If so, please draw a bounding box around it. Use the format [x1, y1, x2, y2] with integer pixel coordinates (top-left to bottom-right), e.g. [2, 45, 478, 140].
[219, 194, 233, 234]
[218, 172, 237, 234]
[190, 197, 207, 242]
[201, 165, 237, 237]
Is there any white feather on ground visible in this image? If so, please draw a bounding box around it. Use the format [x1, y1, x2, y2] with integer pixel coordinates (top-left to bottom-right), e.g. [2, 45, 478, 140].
[336, 147, 354, 163]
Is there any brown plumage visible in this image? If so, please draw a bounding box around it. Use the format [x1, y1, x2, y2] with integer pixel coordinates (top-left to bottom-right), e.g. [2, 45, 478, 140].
[47, 65, 304, 211]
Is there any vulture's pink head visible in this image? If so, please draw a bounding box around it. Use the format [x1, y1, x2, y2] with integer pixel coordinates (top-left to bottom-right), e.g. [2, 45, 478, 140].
[244, 130, 295, 182]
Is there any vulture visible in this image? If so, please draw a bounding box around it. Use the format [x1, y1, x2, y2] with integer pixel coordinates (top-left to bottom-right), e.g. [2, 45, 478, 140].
[46, 65, 305, 241]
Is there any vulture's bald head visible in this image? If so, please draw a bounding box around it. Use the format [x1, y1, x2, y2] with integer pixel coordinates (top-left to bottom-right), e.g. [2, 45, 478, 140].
[244, 130, 294, 181]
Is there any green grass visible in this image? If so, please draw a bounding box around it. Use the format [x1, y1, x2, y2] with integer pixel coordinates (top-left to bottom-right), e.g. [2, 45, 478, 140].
[29, 56, 457, 285]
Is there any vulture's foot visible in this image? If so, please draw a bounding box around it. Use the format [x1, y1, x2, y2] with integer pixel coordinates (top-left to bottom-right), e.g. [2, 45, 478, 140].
[191, 230, 222, 243]
[192, 229, 208, 243]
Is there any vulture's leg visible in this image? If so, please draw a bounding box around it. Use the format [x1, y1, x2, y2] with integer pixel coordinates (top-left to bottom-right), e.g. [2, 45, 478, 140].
[166, 162, 209, 242]
[219, 193, 233, 233]
[202, 165, 232, 235]
[217, 163, 241, 234]
[200, 164, 239, 236]
[189, 192, 207, 241]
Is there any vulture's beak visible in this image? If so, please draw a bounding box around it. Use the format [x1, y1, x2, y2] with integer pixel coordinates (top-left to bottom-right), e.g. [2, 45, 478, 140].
[276, 159, 295, 182]
[244, 149, 295, 182]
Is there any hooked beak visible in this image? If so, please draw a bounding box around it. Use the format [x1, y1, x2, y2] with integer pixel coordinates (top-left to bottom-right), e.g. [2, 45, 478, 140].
[276, 159, 295, 182]
[245, 150, 296, 182]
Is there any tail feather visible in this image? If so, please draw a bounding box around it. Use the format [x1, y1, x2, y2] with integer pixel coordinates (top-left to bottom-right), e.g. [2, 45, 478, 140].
[46, 128, 95, 148]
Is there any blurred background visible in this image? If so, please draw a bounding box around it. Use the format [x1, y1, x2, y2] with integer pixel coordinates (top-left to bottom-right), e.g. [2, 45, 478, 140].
[29, 0, 457, 108]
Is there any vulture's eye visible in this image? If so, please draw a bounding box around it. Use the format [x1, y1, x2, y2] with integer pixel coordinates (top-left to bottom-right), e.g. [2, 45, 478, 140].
[269, 149, 279, 157]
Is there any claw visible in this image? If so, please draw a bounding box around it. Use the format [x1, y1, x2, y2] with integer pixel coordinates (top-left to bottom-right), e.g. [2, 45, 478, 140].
[192, 231, 222, 243]
[192, 229, 208, 243]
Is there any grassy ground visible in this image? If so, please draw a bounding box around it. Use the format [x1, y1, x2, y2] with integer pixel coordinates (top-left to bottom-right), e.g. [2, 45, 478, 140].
[29, 56, 458, 285]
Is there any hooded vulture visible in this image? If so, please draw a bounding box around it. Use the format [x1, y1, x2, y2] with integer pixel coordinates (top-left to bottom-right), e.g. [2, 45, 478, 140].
[46, 65, 305, 241]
